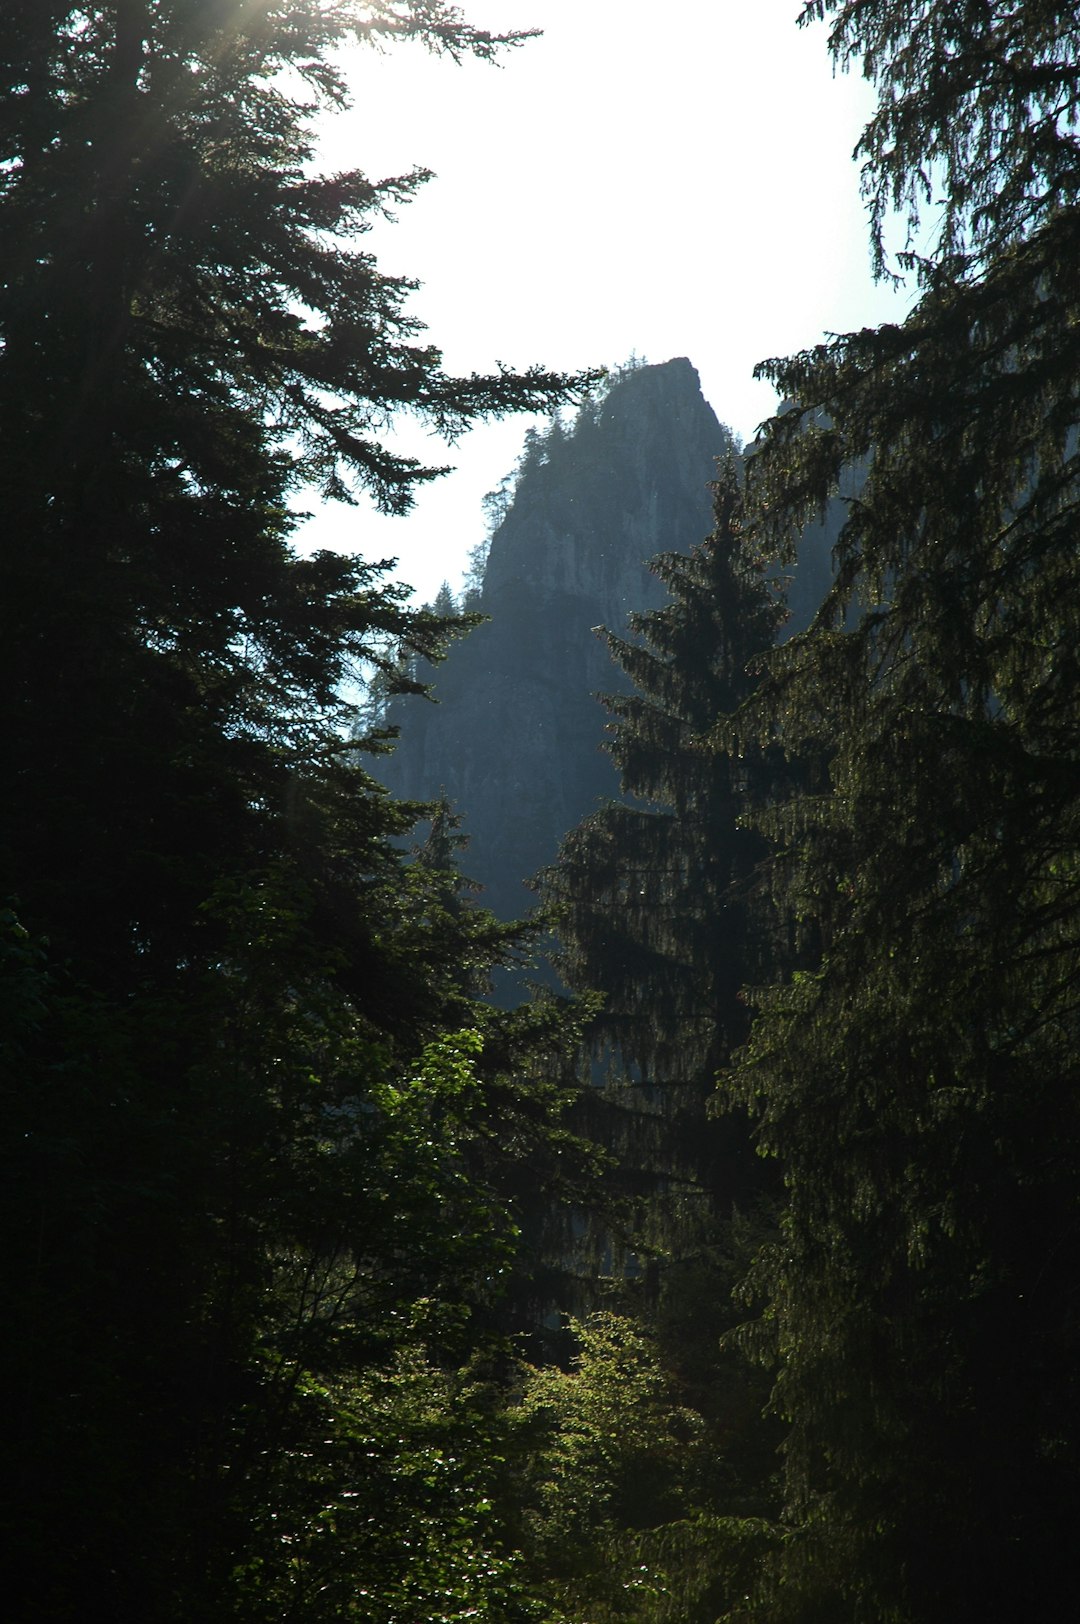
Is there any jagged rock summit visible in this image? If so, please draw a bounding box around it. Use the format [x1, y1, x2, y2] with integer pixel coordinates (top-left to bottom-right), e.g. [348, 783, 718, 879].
[384, 357, 734, 922]
[483, 355, 728, 620]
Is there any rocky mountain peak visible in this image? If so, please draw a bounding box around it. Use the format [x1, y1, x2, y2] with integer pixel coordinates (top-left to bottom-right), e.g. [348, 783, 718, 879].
[382, 357, 733, 924]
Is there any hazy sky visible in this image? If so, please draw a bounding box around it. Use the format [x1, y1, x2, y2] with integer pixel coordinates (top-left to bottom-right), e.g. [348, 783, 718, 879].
[298, 0, 910, 603]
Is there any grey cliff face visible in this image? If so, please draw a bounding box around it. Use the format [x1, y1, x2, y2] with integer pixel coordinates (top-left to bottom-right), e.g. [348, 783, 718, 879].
[381, 360, 849, 930]
[483, 356, 728, 618]
[383, 358, 733, 922]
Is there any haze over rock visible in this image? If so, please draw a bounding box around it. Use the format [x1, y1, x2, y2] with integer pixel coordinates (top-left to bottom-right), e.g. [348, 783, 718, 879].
[382, 357, 839, 923]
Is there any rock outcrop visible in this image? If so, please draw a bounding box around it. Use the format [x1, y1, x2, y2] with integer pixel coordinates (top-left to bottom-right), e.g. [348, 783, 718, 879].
[383, 358, 733, 921]
[381, 357, 845, 925]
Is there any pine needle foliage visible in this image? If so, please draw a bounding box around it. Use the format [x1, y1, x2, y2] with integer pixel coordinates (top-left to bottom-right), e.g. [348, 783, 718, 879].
[546, 460, 785, 1203]
[539, 465, 789, 1619]
[727, 4, 1080, 1619]
[0, 6, 596, 1616]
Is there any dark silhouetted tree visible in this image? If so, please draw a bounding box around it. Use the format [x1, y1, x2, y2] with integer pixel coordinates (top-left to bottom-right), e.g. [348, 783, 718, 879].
[546, 459, 783, 1214]
[727, 4, 1080, 1619]
[539, 463, 788, 1621]
[0, 5, 595, 1617]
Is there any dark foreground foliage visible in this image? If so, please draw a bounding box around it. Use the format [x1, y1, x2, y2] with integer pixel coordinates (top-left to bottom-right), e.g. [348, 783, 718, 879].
[0, 6, 596, 1618]
[724, 3, 1080, 1619]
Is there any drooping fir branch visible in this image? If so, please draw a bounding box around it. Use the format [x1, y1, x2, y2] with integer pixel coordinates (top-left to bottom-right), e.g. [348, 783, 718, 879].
[724, 7, 1080, 1621]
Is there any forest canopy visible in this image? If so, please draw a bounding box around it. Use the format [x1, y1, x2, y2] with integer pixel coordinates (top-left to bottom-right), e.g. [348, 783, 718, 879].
[0, 5, 595, 1619]
[723, 3, 1080, 1619]
[5, 3, 1080, 1622]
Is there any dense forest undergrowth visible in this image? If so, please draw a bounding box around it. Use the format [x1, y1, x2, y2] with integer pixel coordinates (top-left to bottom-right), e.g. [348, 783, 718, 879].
[4, 3, 1080, 1620]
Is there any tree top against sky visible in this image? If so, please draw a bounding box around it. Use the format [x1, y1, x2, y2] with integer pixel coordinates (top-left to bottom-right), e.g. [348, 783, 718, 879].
[803, 0, 1080, 273]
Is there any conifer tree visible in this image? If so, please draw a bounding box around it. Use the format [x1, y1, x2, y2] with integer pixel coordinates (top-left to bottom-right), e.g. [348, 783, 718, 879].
[547, 459, 783, 1208]
[540, 464, 787, 1620]
[0, 0, 581, 977]
[0, 6, 593, 1616]
[727, 5, 1080, 1619]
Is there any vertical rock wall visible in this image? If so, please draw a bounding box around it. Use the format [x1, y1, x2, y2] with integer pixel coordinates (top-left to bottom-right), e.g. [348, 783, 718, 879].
[382, 357, 845, 924]
[384, 359, 732, 921]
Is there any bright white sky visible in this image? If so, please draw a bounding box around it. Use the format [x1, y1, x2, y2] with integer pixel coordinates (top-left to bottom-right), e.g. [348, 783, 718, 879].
[298, 0, 910, 604]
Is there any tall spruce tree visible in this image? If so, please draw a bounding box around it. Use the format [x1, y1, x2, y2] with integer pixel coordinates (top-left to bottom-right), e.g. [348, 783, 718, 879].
[540, 464, 788, 1621]
[726, 4, 1080, 1619]
[547, 459, 783, 1208]
[0, 0, 578, 979]
[0, 5, 594, 1617]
